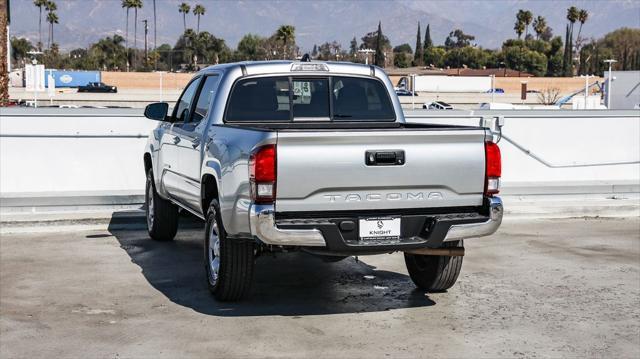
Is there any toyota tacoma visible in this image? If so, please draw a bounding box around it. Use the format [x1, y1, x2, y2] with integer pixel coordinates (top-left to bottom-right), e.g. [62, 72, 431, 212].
[142, 60, 503, 301]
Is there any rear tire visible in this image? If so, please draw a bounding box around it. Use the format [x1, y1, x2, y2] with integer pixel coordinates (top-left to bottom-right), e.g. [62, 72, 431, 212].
[204, 200, 255, 301]
[404, 240, 464, 292]
[145, 170, 179, 241]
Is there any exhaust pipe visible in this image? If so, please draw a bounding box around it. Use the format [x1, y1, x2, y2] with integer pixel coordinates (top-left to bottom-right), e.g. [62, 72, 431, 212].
[404, 247, 465, 256]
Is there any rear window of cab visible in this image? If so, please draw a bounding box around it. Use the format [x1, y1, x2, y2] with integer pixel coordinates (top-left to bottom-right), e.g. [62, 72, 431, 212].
[225, 76, 395, 122]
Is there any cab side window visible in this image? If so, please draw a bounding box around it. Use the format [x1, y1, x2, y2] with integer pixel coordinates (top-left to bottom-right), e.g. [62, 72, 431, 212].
[173, 78, 201, 122]
[190, 75, 220, 123]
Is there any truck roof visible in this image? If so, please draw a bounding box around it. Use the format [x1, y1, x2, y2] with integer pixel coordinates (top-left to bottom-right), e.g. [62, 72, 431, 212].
[199, 60, 379, 77]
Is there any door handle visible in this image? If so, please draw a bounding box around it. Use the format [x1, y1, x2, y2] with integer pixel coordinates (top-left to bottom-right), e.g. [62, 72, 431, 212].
[191, 138, 201, 149]
[173, 136, 181, 144]
[365, 150, 405, 166]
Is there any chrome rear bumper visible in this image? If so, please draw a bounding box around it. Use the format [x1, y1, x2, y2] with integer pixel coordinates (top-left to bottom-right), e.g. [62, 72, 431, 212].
[443, 197, 503, 242]
[249, 204, 326, 246]
[249, 197, 503, 248]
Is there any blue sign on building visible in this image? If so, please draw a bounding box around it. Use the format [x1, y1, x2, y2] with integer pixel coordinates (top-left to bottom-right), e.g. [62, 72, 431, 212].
[44, 70, 101, 88]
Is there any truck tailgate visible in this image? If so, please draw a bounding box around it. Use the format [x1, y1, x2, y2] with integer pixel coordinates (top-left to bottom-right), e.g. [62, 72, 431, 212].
[275, 128, 487, 213]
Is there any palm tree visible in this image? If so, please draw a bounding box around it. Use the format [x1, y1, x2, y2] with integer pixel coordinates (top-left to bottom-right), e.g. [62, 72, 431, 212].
[276, 25, 295, 59]
[576, 9, 588, 41]
[33, 0, 48, 50]
[515, 10, 525, 39]
[514, 20, 525, 39]
[46, 11, 59, 47]
[122, 0, 132, 70]
[179, 3, 191, 32]
[193, 4, 206, 33]
[129, 0, 143, 69]
[130, 0, 143, 50]
[522, 10, 533, 39]
[45, 1, 57, 48]
[566, 6, 579, 38]
[533, 16, 547, 40]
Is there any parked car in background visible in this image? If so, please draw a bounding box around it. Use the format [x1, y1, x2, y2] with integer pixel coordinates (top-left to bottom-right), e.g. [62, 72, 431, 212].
[395, 88, 416, 96]
[142, 60, 502, 301]
[77, 82, 118, 93]
[486, 88, 505, 94]
[423, 101, 454, 110]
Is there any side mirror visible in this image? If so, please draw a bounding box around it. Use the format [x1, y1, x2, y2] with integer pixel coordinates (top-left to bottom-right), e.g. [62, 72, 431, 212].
[144, 102, 170, 121]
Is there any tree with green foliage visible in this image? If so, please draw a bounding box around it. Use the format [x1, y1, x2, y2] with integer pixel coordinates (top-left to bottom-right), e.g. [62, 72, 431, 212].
[151, 43, 174, 70]
[562, 24, 573, 76]
[514, 20, 525, 39]
[121, 0, 132, 58]
[42, 43, 64, 68]
[521, 10, 533, 39]
[546, 36, 564, 76]
[179, 3, 191, 32]
[193, 4, 206, 33]
[44, 1, 57, 48]
[424, 46, 446, 68]
[374, 21, 385, 67]
[393, 42, 414, 68]
[275, 25, 295, 59]
[566, 6, 579, 37]
[394, 52, 411, 68]
[173, 28, 231, 68]
[565, 6, 579, 70]
[234, 34, 265, 61]
[515, 10, 527, 39]
[503, 45, 547, 76]
[444, 29, 475, 49]
[316, 41, 346, 61]
[46, 10, 58, 48]
[600, 27, 640, 70]
[444, 46, 490, 70]
[360, 27, 389, 51]
[10, 37, 34, 66]
[130, 0, 142, 50]
[33, 0, 48, 49]
[576, 9, 588, 42]
[89, 34, 128, 70]
[394, 43, 412, 53]
[423, 24, 433, 50]
[533, 16, 547, 40]
[413, 22, 423, 66]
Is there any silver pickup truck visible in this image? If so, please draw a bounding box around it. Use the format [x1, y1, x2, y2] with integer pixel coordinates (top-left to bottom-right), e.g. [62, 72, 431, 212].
[142, 60, 503, 301]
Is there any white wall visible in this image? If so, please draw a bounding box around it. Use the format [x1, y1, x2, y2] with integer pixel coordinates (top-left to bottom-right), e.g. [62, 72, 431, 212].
[406, 110, 640, 195]
[0, 110, 156, 203]
[1, 109, 638, 206]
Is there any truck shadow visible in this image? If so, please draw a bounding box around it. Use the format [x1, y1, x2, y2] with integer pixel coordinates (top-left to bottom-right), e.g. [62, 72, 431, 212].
[108, 219, 436, 316]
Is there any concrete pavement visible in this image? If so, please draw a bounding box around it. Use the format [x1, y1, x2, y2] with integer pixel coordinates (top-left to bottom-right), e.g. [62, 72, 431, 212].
[1, 217, 639, 358]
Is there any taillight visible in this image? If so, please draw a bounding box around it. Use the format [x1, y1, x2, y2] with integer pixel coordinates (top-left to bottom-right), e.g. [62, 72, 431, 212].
[249, 145, 276, 204]
[484, 141, 501, 196]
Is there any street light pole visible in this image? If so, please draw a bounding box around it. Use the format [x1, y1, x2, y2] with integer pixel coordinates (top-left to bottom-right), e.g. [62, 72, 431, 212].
[603, 59, 617, 109]
[142, 19, 148, 67]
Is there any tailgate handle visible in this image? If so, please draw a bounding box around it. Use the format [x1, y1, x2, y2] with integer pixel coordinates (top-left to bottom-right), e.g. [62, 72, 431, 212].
[365, 150, 405, 166]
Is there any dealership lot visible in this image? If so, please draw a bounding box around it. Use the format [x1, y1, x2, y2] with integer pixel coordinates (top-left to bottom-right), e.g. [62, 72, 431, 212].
[1, 217, 639, 358]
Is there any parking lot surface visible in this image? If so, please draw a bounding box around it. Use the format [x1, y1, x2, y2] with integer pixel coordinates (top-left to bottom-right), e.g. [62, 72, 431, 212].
[1, 217, 639, 358]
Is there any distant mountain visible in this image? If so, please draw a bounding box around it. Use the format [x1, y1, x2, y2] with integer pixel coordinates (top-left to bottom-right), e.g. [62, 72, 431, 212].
[9, 0, 640, 51]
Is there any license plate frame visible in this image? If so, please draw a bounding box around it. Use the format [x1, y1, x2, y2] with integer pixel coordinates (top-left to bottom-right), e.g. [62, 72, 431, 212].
[358, 217, 401, 241]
